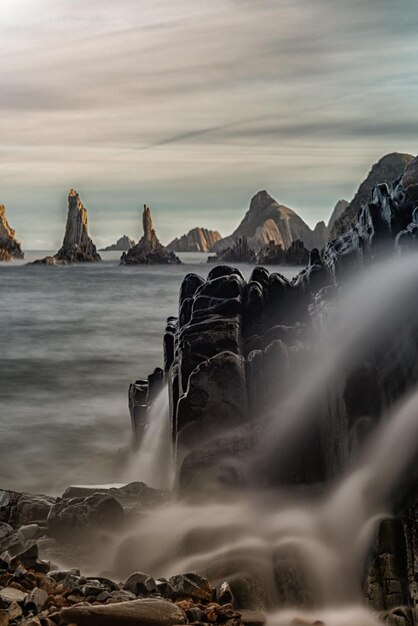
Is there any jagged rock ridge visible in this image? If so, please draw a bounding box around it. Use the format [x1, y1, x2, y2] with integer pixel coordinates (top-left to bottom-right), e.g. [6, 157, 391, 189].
[212, 190, 327, 254]
[100, 235, 136, 251]
[330, 153, 414, 237]
[0, 204, 24, 260]
[133, 154, 418, 616]
[167, 227, 222, 253]
[120, 205, 181, 265]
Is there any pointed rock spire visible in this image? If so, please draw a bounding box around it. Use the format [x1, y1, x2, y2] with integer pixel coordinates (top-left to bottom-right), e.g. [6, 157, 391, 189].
[55, 189, 101, 262]
[120, 204, 181, 265]
[0, 204, 24, 260]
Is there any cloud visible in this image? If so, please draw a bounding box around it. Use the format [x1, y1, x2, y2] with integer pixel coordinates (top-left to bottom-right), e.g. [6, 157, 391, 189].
[0, 0, 417, 246]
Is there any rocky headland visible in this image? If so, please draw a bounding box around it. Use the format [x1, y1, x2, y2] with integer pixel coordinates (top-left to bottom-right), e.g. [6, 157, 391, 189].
[330, 152, 414, 237]
[0, 205, 24, 261]
[212, 191, 327, 255]
[131, 155, 418, 624]
[167, 228, 222, 253]
[33, 190, 101, 265]
[120, 206, 181, 265]
[100, 235, 135, 252]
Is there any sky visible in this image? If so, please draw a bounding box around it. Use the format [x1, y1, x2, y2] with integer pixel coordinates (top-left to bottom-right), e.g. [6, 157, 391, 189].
[0, 0, 417, 249]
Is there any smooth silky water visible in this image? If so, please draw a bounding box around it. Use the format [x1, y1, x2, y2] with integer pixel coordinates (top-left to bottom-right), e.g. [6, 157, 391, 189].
[2, 253, 418, 625]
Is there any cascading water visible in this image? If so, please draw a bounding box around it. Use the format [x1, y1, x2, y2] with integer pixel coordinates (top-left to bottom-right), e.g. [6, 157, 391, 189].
[123, 386, 173, 490]
[109, 255, 418, 626]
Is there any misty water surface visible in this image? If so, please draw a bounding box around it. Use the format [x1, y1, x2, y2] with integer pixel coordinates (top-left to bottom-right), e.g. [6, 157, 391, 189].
[0, 253, 299, 494]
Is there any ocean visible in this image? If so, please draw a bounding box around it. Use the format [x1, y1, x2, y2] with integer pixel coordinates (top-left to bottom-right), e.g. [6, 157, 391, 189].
[0, 252, 300, 494]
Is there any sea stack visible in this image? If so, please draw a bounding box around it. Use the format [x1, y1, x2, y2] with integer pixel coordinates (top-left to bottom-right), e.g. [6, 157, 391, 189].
[100, 235, 135, 251]
[55, 189, 101, 262]
[33, 190, 101, 265]
[120, 205, 181, 265]
[167, 227, 222, 252]
[0, 204, 24, 260]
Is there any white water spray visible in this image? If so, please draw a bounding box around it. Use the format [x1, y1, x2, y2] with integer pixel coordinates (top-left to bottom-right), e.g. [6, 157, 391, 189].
[123, 387, 173, 489]
[108, 255, 418, 626]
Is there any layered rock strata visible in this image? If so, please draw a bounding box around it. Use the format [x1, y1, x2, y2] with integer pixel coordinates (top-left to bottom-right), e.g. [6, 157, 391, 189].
[0, 205, 24, 260]
[167, 228, 222, 253]
[33, 190, 101, 264]
[212, 191, 327, 254]
[121, 206, 181, 265]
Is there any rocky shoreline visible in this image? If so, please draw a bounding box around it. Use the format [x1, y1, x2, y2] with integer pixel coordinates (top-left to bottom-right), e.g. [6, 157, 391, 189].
[0, 483, 264, 626]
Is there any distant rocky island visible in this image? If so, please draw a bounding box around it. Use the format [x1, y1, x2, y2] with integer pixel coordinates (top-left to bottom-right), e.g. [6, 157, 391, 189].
[167, 227, 222, 252]
[100, 235, 135, 252]
[211, 190, 327, 255]
[34, 189, 101, 265]
[120, 205, 181, 265]
[0, 204, 24, 261]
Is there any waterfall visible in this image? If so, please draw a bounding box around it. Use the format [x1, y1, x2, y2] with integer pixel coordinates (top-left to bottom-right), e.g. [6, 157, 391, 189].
[123, 386, 173, 490]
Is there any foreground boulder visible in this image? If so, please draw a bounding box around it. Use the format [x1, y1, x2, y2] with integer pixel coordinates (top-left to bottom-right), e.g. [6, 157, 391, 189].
[0, 205, 24, 260]
[33, 190, 101, 265]
[60, 598, 187, 626]
[121, 205, 181, 265]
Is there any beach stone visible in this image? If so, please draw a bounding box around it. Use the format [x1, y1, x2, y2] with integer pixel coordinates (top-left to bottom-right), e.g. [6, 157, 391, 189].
[0, 610, 8, 626]
[123, 572, 157, 595]
[7, 601, 22, 621]
[47, 493, 125, 542]
[9, 494, 55, 527]
[0, 587, 28, 605]
[0, 551, 11, 571]
[0, 524, 13, 543]
[60, 597, 187, 626]
[217, 581, 234, 605]
[49, 569, 81, 582]
[168, 573, 212, 602]
[24, 587, 48, 612]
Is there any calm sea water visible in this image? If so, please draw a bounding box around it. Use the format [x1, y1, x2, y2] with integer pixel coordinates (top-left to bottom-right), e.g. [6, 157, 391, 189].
[0, 252, 300, 494]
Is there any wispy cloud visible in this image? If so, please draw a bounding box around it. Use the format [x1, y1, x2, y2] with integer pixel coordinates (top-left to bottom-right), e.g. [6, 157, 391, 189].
[0, 0, 417, 247]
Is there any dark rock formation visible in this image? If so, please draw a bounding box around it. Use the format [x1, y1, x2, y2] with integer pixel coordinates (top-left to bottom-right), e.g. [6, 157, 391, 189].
[120, 206, 181, 265]
[327, 199, 349, 236]
[330, 153, 414, 237]
[208, 237, 256, 264]
[212, 191, 327, 254]
[132, 153, 418, 616]
[324, 156, 418, 280]
[100, 235, 135, 251]
[167, 228, 222, 253]
[257, 239, 310, 266]
[0, 205, 24, 260]
[33, 190, 101, 265]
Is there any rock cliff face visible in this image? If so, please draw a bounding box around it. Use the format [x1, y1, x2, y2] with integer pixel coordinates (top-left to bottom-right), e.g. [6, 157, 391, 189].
[327, 199, 349, 236]
[133, 154, 418, 618]
[0, 205, 24, 260]
[120, 206, 181, 265]
[100, 235, 135, 252]
[55, 190, 101, 263]
[167, 228, 222, 253]
[212, 191, 327, 254]
[330, 153, 414, 238]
